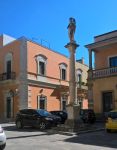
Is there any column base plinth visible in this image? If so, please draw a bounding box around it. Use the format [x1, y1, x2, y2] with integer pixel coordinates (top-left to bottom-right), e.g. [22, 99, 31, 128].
[63, 104, 83, 132]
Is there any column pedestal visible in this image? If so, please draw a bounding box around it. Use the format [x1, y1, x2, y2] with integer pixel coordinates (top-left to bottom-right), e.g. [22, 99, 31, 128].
[65, 104, 81, 132]
[64, 41, 82, 132]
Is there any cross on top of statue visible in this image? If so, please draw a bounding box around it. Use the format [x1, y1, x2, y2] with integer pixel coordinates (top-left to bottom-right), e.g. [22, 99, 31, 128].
[67, 17, 76, 42]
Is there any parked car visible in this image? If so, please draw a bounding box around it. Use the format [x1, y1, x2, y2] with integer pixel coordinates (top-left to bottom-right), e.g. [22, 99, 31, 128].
[50, 110, 68, 124]
[0, 125, 6, 150]
[15, 109, 61, 130]
[79, 109, 96, 124]
[105, 109, 117, 132]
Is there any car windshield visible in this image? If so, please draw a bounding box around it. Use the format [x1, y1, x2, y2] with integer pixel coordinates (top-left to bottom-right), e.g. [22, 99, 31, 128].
[37, 109, 51, 117]
[80, 109, 94, 115]
[108, 112, 117, 119]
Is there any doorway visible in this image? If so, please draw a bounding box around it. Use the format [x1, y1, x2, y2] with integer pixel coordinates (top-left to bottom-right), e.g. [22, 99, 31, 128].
[102, 92, 113, 112]
[6, 97, 12, 118]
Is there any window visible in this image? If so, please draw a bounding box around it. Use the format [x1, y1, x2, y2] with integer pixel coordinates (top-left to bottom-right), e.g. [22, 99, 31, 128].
[61, 95, 68, 111]
[76, 69, 82, 83]
[59, 63, 67, 80]
[6, 60, 11, 79]
[37, 95, 47, 110]
[61, 69, 66, 80]
[36, 55, 47, 76]
[78, 74, 82, 83]
[62, 100, 66, 111]
[5, 53, 12, 79]
[109, 56, 117, 67]
[39, 61, 45, 75]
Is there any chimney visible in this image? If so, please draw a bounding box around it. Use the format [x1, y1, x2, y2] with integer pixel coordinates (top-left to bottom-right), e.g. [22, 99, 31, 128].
[81, 57, 84, 64]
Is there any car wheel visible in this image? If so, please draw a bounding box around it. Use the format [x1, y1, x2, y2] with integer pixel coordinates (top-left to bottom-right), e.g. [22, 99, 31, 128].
[39, 122, 47, 130]
[89, 119, 95, 124]
[106, 129, 111, 133]
[0, 143, 6, 150]
[16, 120, 23, 129]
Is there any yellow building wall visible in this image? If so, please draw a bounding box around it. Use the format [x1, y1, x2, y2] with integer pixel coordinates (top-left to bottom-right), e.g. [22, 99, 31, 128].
[93, 76, 117, 113]
[95, 47, 117, 69]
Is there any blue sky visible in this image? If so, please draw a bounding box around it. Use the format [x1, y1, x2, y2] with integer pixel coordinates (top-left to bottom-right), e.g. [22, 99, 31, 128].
[0, 0, 117, 65]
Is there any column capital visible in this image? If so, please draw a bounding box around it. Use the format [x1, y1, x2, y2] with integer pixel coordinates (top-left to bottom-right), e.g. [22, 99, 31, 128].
[65, 42, 79, 53]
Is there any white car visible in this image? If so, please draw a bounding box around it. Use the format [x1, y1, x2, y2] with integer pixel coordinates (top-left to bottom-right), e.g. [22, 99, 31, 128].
[0, 125, 6, 150]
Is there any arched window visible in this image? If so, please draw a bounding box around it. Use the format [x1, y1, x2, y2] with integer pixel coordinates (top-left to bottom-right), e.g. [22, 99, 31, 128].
[76, 69, 82, 83]
[36, 55, 47, 76]
[59, 63, 67, 80]
[4, 53, 13, 79]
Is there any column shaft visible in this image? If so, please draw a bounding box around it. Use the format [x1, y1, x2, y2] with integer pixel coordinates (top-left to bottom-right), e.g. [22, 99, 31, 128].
[89, 49, 92, 70]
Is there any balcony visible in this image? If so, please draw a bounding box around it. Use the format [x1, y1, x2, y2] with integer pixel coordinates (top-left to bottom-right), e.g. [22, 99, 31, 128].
[93, 67, 117, 79]
[0, 72, 16, 81]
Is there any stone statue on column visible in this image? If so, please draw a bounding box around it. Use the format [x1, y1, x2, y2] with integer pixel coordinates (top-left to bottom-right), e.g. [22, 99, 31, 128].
[64, 18, 81, 132]
[67, 17, 76, 42]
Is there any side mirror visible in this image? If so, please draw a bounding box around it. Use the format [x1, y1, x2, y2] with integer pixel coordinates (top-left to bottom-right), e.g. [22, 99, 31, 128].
[33, 114, 38, 117]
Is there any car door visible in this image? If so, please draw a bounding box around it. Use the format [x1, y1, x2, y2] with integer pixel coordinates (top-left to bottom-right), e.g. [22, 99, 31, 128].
[21, 109, 32, 126]
[29, 110, 40, 126]
[25, 109, 39, 126]
[111, 112, 117, 129]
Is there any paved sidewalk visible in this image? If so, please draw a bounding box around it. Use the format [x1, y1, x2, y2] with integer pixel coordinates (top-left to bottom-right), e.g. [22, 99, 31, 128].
[46, 122, 105, 136]
[1, 121, 105, 136]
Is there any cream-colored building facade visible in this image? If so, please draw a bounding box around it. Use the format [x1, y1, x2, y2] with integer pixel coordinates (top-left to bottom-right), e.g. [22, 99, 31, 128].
[75, 58, 88, 109]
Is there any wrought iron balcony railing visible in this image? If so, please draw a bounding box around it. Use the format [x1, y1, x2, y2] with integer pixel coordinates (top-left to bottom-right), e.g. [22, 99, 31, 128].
[0, 72, 16, 81]
[92, 67, 117, 79]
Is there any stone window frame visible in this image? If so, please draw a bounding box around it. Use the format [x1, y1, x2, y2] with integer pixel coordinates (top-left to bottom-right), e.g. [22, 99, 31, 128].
[108, 55, 117, 67]
[76, 69, 83, 83]
[35, 54, 47, 76]
[59, 63, 67, 81]
[60, 94, 68, 111]
[37, 95, 47, 110]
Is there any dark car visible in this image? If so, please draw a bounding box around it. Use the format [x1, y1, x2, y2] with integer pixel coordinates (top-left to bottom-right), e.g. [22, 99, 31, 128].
[79, 109, 96, 124]
[50, 111, 68, 124]
[15, 109, 61, 130]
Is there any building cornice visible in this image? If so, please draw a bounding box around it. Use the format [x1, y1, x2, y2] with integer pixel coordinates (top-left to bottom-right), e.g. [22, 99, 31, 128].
[85, 36, 117, 50]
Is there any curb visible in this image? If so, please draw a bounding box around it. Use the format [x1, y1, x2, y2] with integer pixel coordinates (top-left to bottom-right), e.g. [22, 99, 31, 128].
[48, 128, 105, 136]
[77, 128, 105, 134]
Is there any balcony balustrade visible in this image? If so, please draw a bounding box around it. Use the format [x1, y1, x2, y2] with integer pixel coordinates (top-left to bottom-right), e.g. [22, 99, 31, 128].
[93, 67, 117, 79]
[0, 72, 16, 81]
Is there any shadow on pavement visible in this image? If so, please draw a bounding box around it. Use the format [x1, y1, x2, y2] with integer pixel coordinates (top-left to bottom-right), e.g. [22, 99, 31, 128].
[2, 124, 59, 140]
[64, 130, 117, 149]
[3, 125, 43, 132]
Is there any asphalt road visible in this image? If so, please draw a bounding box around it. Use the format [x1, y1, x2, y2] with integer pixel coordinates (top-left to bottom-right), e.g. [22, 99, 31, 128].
[1, 123, 117, 150]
